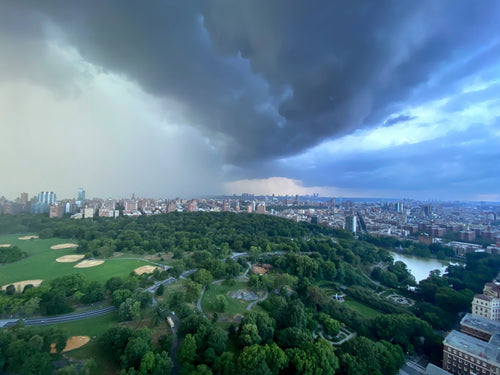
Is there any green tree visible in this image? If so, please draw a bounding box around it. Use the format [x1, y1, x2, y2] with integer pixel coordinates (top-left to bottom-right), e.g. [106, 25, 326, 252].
[119, 298, 141, 321]
[192, 269, 213, 285]
[215, 295, 228, 312]
[178, 334, 197, 365]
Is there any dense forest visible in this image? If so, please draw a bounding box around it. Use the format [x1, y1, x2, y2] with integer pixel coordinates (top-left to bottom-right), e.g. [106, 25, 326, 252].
[1, 212, 500, 374]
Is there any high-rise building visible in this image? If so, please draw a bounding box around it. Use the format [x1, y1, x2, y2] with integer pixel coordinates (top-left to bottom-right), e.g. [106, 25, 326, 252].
[38, 191, 56, 205]
[49, 205, 64, 218]
[167, 201, 177, 213]
[256, 203, 266, 214]
[31, 191, 56, 214]
[76, 188, 86, 208]
[20, 192, 28, 204]
[345, 215, 357, 233]
[187, 199, 198, 212]
[422, 204, 433, 217]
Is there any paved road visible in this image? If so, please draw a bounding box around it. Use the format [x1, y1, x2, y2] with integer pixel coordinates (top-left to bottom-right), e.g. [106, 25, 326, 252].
[1, 305, 117, 328]
[179, 268, 198, 279]
[169, 314, 181, 375]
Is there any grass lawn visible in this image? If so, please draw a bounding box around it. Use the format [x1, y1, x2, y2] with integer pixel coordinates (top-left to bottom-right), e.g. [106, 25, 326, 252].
[202, 281, 252, 319]
[45, 312, 119, 375]
[0, 234, 152, 286]
[51, 311, 119, 338]
[343, 298, 382, 318]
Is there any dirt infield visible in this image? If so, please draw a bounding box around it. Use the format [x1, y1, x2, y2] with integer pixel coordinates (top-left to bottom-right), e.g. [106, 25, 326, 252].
[50, 243, 78, 250]
[0, 244, 11, 247]
[56, 254, 85, 263]
[50, 336, 91, 353]
[134, 265, 161, 275]
[18, 235, 38, 240]
[74, 260, 104, 268]
[1, 279, 44, 292]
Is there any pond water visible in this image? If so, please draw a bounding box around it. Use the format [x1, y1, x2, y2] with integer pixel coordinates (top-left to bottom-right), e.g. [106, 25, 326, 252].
[390, 252, 450, 282]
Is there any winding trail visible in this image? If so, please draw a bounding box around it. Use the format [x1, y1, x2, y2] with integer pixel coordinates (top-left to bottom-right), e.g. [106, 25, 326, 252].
[246, 289, 269, 311]
[197, 285, 207, 317]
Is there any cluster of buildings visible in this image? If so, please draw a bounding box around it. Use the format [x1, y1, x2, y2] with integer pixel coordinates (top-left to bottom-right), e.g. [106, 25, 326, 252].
[442, 278, 500, 374]
[1, 191, 500, 254]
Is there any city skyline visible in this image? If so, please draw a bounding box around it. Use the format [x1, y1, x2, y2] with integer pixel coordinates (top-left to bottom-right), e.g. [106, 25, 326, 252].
[1, 1, 500, 201]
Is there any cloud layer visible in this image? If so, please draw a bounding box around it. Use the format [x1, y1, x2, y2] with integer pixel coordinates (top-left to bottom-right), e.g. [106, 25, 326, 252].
[1, 1, 500, 199]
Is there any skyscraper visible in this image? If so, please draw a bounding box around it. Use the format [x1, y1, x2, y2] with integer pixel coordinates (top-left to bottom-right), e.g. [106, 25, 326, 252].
[345, 215, 357, 233]
[76, 188, 86, 208]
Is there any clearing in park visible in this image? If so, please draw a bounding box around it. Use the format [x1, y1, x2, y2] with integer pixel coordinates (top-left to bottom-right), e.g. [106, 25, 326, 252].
[50, 243, 78, 250]
[18, 235, 39, 240]
[0, 234, 157, 285]
[133, 265, 161, 275]
[74, 260, 104, 268]
[50, 336, 91, 353]
[56, 254, 86, 263]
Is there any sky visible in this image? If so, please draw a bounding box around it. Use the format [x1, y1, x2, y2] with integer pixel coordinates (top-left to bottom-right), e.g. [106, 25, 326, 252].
[1, 1, 500, 201]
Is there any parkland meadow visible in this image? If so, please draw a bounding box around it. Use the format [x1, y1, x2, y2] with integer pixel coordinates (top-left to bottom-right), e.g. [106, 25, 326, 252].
[0, 234, 152, 286]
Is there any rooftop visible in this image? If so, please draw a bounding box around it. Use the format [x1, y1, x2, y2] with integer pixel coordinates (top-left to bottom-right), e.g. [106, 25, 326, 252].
[461, 313, 500, 335]
[444, 330, 500, 364]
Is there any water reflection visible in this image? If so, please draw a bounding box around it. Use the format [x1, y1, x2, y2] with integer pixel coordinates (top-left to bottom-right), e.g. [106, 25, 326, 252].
[390, 252, 449, 282]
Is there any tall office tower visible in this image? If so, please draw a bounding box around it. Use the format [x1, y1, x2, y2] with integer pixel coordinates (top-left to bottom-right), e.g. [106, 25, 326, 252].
[76, 188, 86, 208]
[330, 198, 336, 209]
[396, 201, 404, 213]
[422, 204, 433, 217]
[345, 215, 357, 233]
[294, 194, 299, 205]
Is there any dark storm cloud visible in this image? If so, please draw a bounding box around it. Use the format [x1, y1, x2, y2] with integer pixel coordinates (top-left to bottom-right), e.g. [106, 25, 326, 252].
[4, 0, 500, 165]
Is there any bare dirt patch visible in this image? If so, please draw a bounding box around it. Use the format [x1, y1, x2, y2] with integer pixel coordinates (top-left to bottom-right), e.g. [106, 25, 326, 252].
[2, 279, 44, 292]
[0, 244, 11, 248]
[134, 265, 161, 275]
[74, 260, 104, 268]
[56, 254, 85, 263]
[252, 263, 273, 275]
[50, 336, 91, 353]
[50, 243, 78, 250]
[18, 235, 38, 240]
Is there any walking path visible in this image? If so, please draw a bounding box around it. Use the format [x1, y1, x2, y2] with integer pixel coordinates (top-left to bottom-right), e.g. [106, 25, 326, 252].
[246, 289, 269, 311]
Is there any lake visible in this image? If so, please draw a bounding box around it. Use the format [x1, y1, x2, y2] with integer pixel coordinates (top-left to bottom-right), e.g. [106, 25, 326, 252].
[390, 252, 450, 282]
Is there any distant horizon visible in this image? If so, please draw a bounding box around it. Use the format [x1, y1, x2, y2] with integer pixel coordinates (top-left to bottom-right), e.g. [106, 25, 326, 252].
[2, 190, 500, 205]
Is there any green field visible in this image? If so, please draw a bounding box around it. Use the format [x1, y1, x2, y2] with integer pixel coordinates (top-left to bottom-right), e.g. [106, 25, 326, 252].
[51, 313, 120, 375]
[0, 234, 152, 286]
[343, 298, 382, 318]
[201, 281, 253, 318]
